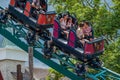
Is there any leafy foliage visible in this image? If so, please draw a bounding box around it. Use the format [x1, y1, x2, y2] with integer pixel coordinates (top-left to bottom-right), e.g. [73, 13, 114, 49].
[46, 68, 64, 80]
[101, 38, 120, 73]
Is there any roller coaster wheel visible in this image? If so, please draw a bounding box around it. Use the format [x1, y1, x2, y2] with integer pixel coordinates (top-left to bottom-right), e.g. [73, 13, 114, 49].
[43, 41, 52, 59]
[43, 48, 52, 59]
[26, 31, 36, 46]
[40, 30, 51, 40]
[0, 9, 8, 23]
[75, 63, 86, 76]
[88, 58, 103, 68]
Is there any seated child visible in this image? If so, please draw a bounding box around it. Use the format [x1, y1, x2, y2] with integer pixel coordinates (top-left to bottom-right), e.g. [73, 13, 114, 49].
[76, 22, 89, 48]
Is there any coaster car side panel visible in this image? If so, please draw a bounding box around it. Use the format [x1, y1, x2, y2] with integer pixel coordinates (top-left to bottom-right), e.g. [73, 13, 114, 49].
[84, 37, 104, 59]
[52, 19, 85, 61]
[52, 19, 105, 62]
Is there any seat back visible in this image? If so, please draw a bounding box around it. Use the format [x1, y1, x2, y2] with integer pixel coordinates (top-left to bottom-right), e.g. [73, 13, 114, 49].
[67, 30, 77, 48]
[46, 14, 56, 24]
[10, 0, 16, 6]
[37, 12, 56, 25]
[84, 37, 104, 55]
[37, 14, 46, 25]
[23, 1, 31, 17]
[53, 19, 60, 38]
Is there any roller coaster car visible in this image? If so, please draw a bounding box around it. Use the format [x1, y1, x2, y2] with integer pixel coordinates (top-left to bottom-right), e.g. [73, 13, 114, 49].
[52, 19, 105, 62]
[8, 0, 56, 31]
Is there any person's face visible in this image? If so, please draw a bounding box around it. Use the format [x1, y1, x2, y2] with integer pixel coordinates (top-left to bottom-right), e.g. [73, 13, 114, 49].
[84, 23, 88, 28]
[69, 19, 72, 23]
[64, 15, 68, 19]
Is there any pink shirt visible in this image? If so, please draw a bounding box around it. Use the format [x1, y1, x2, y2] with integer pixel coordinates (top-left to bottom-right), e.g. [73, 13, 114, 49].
[66, 22, 72, 28]
[60, 19, 67, 29]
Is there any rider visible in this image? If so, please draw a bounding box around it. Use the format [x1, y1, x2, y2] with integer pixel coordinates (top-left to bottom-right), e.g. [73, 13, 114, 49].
[32, 0, 41, 10]
[31, 0, 45, 19]
[76, 22, 89, 48]
[66, 17, 73, 29]
[83, 21, 93, 41]
[16, 0, 27, 10]
[60, 13, 69, 39]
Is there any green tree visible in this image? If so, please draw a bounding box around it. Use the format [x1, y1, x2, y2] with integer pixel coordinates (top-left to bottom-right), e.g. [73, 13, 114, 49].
[46, 68, 64, 80]
[101, 38, 120, 73]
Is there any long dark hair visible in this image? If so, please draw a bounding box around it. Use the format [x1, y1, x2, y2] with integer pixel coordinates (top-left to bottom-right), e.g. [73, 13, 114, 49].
[79, 22, 84, 28]
[67, 17, 72, 22]
[40, 0, 47, 11]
